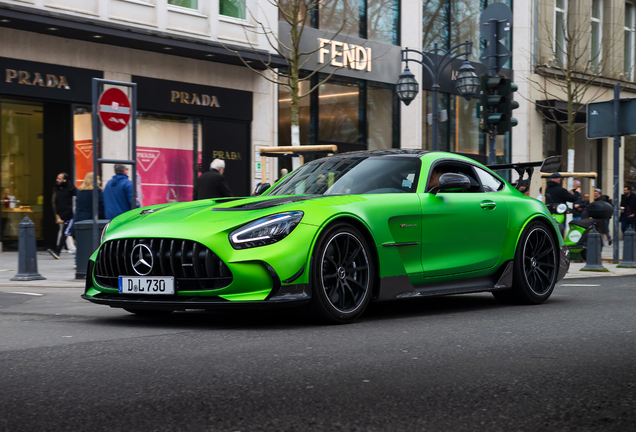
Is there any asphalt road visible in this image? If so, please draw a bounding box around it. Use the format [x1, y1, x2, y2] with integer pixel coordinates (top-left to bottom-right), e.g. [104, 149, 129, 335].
[0, 277, 634, 432]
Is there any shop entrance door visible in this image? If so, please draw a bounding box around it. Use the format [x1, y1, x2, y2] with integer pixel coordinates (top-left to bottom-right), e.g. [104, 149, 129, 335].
[202, 119, 250, 197]
[1, 99, 44, 248]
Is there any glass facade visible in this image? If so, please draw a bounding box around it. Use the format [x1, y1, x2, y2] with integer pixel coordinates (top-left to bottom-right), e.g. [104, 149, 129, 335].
[421, 0, 511, 163]
[318, 0, 399, 44]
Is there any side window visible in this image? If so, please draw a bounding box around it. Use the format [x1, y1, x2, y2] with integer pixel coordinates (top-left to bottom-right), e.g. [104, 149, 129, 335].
[474, 167, 503, 192]
[427, 162, 480, 192]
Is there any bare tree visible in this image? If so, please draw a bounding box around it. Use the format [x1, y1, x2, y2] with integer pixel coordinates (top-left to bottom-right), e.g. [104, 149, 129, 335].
[530, 4, 619, 155]
[221, 0, 360, 146]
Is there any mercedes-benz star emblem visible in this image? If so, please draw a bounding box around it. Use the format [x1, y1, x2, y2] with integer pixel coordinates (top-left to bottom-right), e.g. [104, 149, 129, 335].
[131, 244, 153, 276]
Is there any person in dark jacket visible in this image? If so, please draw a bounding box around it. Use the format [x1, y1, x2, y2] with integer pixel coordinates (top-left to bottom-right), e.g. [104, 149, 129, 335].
[620, 185, 636, 233]
[193, 159, 233, 200]
[545, 172, 578, 206]
[103, 164, 133, 219]
[48, 172, 76, 259]
[545, 172, 577, 235]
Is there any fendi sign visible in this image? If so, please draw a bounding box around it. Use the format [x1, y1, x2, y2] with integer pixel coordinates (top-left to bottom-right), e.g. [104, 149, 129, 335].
[279, 22, 402, 85]
[5, 69, 71, 89]
[0, 57, 102, 103]
[318, 39, 372, 72]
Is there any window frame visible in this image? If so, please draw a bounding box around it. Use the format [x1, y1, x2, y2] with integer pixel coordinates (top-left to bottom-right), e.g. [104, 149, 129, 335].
[625, 2, 635, 80]
[591, 0, 603, 73]
[554, 0, 568, 67]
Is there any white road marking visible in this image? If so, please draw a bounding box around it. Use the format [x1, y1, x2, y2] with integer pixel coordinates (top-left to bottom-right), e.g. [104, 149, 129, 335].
[9, 292, 44, 296]
[560, 284, 601, 287]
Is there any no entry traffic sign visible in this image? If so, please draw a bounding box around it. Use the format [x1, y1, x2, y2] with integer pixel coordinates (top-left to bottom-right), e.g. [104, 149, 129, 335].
[98, 88, 131, 131]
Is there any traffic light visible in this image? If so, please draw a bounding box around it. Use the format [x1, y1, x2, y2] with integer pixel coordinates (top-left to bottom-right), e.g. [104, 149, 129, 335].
[497, 78, 519, 133]
[480, 75, 507, 133]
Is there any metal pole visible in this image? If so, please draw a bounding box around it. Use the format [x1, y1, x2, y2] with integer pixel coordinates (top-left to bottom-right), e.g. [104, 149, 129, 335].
[131, 83, 137, 210]
[91, 79, 100, 251]
[613, 84, 621, 263]
[487, 18, 500, 166]
[431, 44, 439, 151]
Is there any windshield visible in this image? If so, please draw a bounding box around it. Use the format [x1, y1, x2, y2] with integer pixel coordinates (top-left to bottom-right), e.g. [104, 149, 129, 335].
[267, 157, 421, 196]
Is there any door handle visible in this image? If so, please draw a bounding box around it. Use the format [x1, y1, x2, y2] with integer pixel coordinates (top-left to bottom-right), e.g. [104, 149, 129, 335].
[480, 201, 497, 210]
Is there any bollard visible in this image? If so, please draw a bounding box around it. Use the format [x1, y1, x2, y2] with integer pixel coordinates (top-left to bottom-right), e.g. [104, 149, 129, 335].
[581, 225, 608, 272]
[11, 216, 46, 281]
[618, 226, 636, 268]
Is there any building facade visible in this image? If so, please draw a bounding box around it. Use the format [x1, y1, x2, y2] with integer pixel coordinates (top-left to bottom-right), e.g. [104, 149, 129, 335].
[0, 0, 280, 249]
[520, 0, 636, 206]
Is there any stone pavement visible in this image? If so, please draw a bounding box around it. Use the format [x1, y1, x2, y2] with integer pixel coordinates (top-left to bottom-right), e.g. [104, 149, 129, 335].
[0, 241, 634, 288]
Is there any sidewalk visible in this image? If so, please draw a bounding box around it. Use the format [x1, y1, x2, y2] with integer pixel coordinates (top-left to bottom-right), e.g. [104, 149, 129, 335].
[0, 242, 634, 288]
[0, 251, 85, 288]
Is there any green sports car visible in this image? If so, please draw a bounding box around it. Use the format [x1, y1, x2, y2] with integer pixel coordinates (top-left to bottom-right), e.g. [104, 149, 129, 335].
[82, 150, 569, 323]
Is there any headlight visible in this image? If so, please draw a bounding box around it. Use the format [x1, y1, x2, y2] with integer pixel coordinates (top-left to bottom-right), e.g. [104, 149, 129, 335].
[100, 221, 111, 244]
[556, 204, 567, 214]
[230, 211, 303, 249]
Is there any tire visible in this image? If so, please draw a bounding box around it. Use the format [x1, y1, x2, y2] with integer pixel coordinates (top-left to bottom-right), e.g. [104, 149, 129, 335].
[309, 223, 374, 324]
[493, 222, 558, 305]
[123, 308, 174, 316]
[580, 249, 587, 262]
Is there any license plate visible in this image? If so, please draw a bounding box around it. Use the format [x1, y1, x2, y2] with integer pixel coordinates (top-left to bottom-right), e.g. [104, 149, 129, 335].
[118, 276, 175, 295]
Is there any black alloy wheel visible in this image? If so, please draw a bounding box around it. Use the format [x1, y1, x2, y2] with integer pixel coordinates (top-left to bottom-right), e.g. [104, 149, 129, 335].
[310, 223, 374, 323]
[493, 222, 558, 305]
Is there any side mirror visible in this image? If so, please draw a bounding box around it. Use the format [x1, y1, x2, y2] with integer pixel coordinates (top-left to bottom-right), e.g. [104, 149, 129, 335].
[540, 155, 563, 173]
[431, 173, 470, 194]
[255, 183, 271, 196]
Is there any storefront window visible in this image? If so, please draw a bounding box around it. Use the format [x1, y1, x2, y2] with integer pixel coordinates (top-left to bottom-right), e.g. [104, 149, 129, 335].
[450, 95, 482, 155]
[136, 114, 201, 206]
[367, 85, 394, 150]
[367, 0, 399, 44]
[220, 0, 246, 19]
[318, 81, 360, 144]
[1, 100, 44, 241]
[169, 0, 198, 9]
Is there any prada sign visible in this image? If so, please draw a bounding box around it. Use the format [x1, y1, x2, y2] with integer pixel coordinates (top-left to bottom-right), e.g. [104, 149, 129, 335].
[0, 57, 102, 103]
[134, 76, 252, 122]
[279, 22, 401, 85]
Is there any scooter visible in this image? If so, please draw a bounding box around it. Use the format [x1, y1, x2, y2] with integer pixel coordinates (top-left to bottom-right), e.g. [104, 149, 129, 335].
[548, 200, 613, 261]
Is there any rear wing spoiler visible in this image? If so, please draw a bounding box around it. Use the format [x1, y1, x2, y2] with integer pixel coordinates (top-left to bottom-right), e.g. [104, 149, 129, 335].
[487, 156, 562, 191]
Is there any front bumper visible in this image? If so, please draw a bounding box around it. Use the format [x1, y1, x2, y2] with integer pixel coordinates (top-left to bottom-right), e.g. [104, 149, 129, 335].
[81, 283, 311, 311]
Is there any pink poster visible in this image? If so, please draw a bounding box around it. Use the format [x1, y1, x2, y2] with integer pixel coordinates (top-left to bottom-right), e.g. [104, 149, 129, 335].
[137, 147, 194, 206]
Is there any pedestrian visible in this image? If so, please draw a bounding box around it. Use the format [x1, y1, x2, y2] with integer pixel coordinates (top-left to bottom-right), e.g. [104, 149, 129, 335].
[579, 193, 590, 219]
[47, 172, 76, 260]
[75, 172, 105, 224]
[103, 164, 134, 219]
[593, 188, 613, 246]
[620, 185, 636, 233]
[536, 187, 543, 202]
[193, 159, 233, 200]
[570, 180, 583, 220]
[545, 172, 577, 235]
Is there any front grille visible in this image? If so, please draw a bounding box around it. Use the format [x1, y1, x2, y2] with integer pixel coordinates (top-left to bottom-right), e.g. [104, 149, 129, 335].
[94, 238, 233, 291]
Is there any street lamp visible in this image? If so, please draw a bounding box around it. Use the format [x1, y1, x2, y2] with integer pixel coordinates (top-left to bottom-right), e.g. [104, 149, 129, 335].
[396, 41, 477, 151]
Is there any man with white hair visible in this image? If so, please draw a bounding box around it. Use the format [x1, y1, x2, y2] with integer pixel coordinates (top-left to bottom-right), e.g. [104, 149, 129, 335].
[193, 158, 233, 199]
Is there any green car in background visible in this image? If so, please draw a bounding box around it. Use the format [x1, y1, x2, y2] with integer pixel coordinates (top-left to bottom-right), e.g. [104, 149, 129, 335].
[82, 150, 569, 324]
